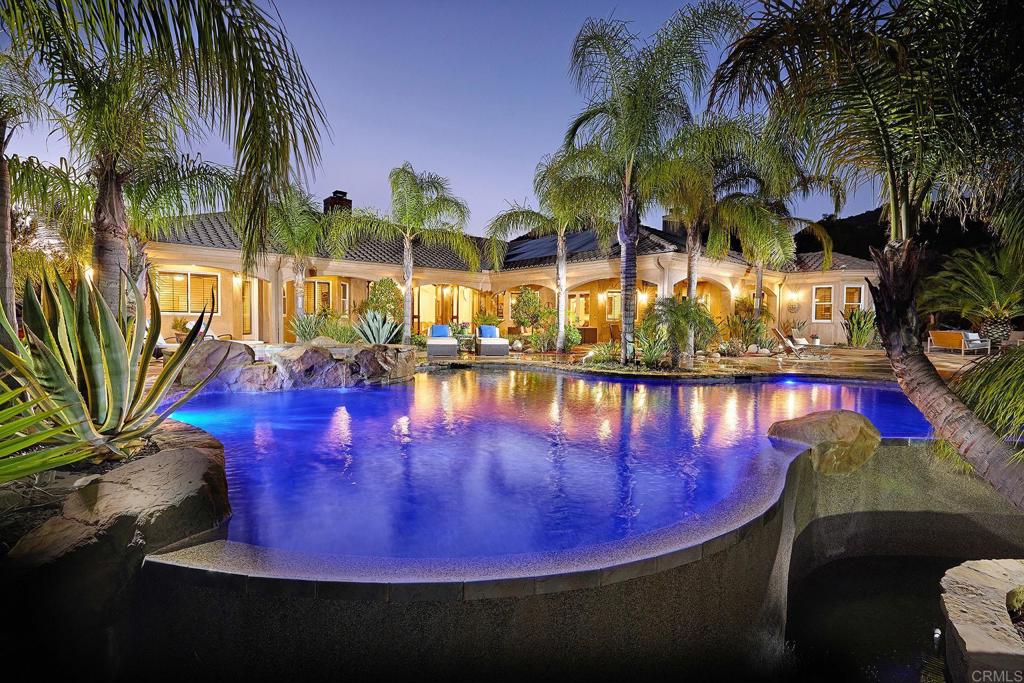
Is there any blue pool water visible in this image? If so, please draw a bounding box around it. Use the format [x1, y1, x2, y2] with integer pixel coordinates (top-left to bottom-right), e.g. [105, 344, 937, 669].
[172, 370, 931, 562]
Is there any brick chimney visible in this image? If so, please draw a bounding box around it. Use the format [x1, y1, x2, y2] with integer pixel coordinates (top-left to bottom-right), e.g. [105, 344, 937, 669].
[323, 190, 352, 213]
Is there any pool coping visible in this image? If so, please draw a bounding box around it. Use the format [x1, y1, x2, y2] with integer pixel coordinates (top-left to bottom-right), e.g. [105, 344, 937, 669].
[416, 360, 903, 389]
[145, 426, 926, 602]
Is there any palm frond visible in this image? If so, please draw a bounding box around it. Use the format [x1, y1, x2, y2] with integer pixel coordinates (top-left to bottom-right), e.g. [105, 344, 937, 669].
[0, 0, 328, 272]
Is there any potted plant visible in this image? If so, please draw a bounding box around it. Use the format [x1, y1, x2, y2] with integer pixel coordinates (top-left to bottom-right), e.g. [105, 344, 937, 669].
[810, 333, 821, 346]
[171, 316, 190, 343]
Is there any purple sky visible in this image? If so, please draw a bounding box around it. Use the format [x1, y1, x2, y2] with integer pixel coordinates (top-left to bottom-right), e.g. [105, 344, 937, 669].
[11, 0, 877, 235]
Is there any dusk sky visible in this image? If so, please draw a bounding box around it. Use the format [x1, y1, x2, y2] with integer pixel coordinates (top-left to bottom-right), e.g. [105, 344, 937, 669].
[11, 0, 878, 235]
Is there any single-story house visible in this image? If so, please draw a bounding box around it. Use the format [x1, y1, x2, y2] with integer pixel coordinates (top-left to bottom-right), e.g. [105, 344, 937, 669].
[145, 190, 879, 345]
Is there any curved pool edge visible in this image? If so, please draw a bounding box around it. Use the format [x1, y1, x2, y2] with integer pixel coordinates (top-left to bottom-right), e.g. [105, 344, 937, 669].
[124, 435, 1024, 679]
[142, 435, 920, 602]
[418, 358, 903, 389]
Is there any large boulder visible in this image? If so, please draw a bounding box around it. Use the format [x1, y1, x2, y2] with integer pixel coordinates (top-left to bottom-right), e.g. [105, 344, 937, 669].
[3, 421, 230, 624]
[352, 344, 417, 384]
[178, 339, 255, 388]
[272, 345, 350, 388]
[234, 362, 284, 392]
[768, 409, 881, 475]
[941, 559, 1024, 682]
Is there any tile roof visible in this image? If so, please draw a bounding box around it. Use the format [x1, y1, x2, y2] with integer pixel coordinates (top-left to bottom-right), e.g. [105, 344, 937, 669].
[161, 212, 493, 270]
[780, 251, 876, 273]
[159, 212, 874, 274]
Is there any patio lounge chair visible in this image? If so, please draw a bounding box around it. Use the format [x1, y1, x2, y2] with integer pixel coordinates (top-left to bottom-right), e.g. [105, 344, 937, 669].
[426, 324, 459, 359]
[1002, 330, 1024, 349]
[474, 325, 509, 357]
[772, 328, 831, 359]
[926, 330, 990, 355]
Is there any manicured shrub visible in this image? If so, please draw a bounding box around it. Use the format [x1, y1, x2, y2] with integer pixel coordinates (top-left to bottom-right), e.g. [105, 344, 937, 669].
[511, 287, 543, 330]
[357, 277, 404, 320]
[472, 311, 500, 327]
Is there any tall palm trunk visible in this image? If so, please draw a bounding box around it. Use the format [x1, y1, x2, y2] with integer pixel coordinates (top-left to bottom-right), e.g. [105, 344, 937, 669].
[402, 234, 413, 345]
[555, 230, 568, 352]
[293, 262, 306, 318]
[753, 262, 765, 319]
[869, 240, 1024, 510]
[685, 226, 701, 366]
[0, 122, 15, 348]
[91, 164, 129, 308]
[618, 191, 640, 364]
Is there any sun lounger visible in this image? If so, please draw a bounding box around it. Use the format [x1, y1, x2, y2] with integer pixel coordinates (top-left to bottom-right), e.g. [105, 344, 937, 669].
[426, 325, 459, 359]
[474, 325, 509, 356]
[772, 328, 831, 359]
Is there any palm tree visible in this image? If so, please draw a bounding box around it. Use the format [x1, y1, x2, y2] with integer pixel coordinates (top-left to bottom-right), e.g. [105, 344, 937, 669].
[564, 2, 743, 364]
[650, 114, 766, 356]
[654, 295, 717, 366]
[0, 48, 46, 338]
[9, 152, 232, 300]
[648, 113, 832, 355]
[486, 148, 615, 352]
[47, 54, 235, 306]
[1, 0, 326, 304]
[712, 0, 1024, 508]
[267, 185, 343, 318]
[920, 249, 1024, 345]
[336, 162, 478, 345]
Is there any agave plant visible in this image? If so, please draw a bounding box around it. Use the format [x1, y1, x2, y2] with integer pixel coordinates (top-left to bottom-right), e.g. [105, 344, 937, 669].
[289, 312, 324, 343]
[0, 269, 228, 457]
[353, 311, 403, 345]
[583, 341, 621, 365]
[0, 381, 90, 483]
[842, 308, 877, 348]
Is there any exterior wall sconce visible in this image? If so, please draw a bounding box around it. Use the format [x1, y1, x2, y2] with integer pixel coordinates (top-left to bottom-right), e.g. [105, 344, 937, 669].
[787, 302, 801, 314]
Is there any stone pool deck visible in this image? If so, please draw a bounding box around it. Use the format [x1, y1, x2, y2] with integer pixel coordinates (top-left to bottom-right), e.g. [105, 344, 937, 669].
[421, 347, 979, 382]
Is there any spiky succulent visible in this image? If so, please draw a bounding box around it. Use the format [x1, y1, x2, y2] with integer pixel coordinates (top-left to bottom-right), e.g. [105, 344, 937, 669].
[0, 269, 228, 458]
[353, 311, 403, 345]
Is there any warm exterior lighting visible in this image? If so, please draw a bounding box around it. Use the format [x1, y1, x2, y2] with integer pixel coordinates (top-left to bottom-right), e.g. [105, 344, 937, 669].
[597, 292, 607, 302]
[638, 291, 649, 304]
[173, 273, 186, 282]
[233, 273, 243, 286]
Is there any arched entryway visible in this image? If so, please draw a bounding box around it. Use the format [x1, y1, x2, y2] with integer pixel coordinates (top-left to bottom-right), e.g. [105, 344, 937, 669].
[568, 277, 657, 343]
[412, 284, 490, 334]
[671, 278, 733, 320]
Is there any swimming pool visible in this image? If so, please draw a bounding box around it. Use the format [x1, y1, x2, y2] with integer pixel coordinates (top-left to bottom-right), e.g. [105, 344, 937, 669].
[172, 370, 930, 570]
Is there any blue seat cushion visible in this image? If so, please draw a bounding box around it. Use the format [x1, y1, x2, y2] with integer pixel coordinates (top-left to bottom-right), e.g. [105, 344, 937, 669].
[430, 325, 450, 338]
[479, 325, 499, 338]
